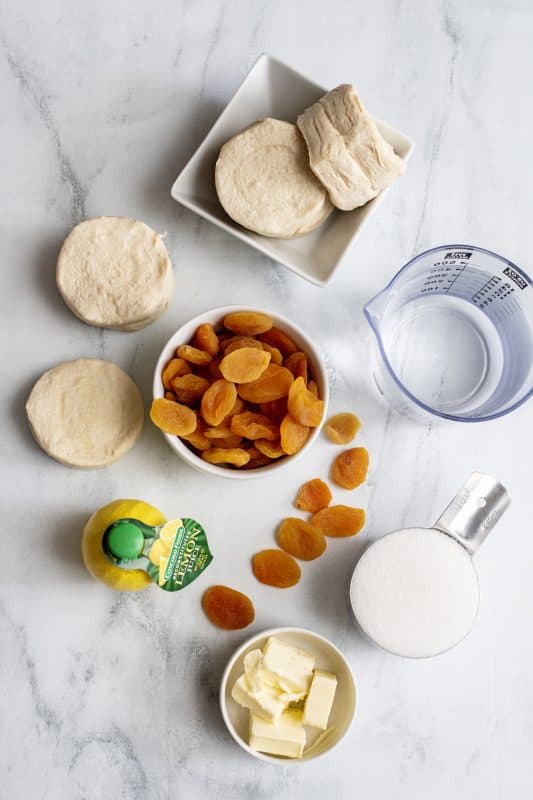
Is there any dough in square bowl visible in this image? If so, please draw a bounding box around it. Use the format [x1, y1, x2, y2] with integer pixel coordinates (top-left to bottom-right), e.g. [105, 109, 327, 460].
[26, 358, 144, 468]
[56, 217, 174, 331]
[215, 119, 333, 238]
[297, 84, 405, 211]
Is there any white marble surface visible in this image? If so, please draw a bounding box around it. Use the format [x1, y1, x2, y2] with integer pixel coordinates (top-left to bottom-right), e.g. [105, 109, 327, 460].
[2, 0, 532, 797]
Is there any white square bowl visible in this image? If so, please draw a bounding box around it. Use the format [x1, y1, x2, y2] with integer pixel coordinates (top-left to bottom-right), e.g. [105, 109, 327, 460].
[171, 53, 414, 287]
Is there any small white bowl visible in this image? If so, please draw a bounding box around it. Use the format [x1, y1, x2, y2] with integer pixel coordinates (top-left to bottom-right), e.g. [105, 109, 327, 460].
[152, 305, 329, 479]
[219, 627, 357, 764]
[171, 53, 414, 286]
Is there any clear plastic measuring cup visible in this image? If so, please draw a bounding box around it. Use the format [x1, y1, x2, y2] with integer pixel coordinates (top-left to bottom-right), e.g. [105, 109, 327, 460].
[364, 245, 533, 422]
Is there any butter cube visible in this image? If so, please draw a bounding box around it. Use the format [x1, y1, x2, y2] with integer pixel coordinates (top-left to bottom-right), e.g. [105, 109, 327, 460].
[231, 675, 286, 722]
[249, 710, 306, 758]
[302, 669, 337, 730]
[262, 637, 315, 692]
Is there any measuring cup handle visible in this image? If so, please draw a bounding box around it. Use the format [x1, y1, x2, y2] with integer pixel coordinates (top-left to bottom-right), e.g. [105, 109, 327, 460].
[433, 472, 511, 554]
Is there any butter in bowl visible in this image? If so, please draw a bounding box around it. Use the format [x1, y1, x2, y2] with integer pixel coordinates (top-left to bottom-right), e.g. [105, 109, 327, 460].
[219, 627, 356, 763]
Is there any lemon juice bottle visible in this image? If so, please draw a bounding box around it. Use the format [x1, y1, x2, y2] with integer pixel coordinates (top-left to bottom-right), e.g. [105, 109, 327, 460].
[82, 499, 212, 591]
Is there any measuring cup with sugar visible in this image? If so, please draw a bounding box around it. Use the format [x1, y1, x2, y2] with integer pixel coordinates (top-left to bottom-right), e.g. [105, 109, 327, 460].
[364, 245, 533, 422]
[349, 472, 510, 658]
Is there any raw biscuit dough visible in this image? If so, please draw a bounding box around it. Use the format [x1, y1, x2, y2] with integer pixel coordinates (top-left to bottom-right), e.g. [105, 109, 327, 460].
[56, 217, 174, 331]
[297, 84, 405, 211]
[26, 358, 144, 468]
[215, 118, 333, 238]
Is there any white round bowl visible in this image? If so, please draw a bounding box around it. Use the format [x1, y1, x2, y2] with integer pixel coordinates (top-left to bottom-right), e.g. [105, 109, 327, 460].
[219, 627, 357, 764]
[153, 305, 329, 479]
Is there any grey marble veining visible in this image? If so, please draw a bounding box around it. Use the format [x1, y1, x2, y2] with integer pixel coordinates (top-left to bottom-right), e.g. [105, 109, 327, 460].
[1, 0, 532, 797]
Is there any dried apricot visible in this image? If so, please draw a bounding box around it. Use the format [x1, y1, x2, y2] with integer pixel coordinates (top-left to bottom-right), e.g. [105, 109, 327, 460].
[244, 447, 272, 468]
[181, 414, 211, 451]
[209, 358, 223, 380]
[165, 391, 176, 401]
[177, 344, 213, 366]
[261, 342, 283, 365]
[202, 585, 255, 630]
[280, 414, 310, 455]
[193, 323, 219, 356]
[220, 347, 271, 383]
[259, 398, 288, 424]
[201, 379, 237, 426]
[254, 438, 285, 459]
[202, 447, 250, 467]
[259, 326, 299, 357]
[223, 311, 273, 336]
[237, 365, 294, 403]
[223, 336, 264, 354]
[252, 549, 301, 588]
[295, 478, 332, 513]
[331, 447, 369, 490]
[284, 352, 308, 382]
[311, 506, 366, 537]
[204, 425, 234, 439]
[277, 518, 327, 561]
[231, 411, 278, 441]
[287, 377, 324, 427]
[162, 357, 191, 389]
[213, 435, 243, 449]
[308, 380, 318, 397]
[150, 398, 197, 436]
[220, 396, 246, 427]
[171, 374, 210, 404]
[325, 413, 361, 445]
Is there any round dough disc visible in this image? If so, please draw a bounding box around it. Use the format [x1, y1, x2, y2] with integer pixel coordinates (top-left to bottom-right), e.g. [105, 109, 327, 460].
[56, 217, 174, 331]
[215, 118, 333, 238]
[26, 359, 144, 468]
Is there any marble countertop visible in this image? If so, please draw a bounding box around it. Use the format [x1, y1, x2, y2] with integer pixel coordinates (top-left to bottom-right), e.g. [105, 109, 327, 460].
[2, 0, 532, 797]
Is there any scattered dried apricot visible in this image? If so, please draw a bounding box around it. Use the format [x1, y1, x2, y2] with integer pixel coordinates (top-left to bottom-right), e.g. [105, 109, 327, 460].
[331, 447, 369, 489]
[162, 357, 191, 389]
[311, 506, 366, 537]
[252, 549, 301, 588]
[202, 585, 255, 630]
[277, 518, 327, 561]
[261, 342, 283, 365]
[201, 379, 237, 426]
[223, 336, 264, 354]
[280, 414, 310, 455]
[325, 413, 361, 445]
[295, 478, 332, 513]
[150, 398, 197, 436]
[259, 326, 299, 356]
[177, 344, 213, 366]
[171, 374, 210, 404]
[238, 364, 294, 403]
[231, 411, 278, 441]
[220, 347, 271, 383]
[202, 447, 250, 467]
[284, 352, 308, 382]
[254, 438, 285, 459]
[287, 377, 324, 427]
[193, 323, 219, 356]
[224, 311, 273, 336]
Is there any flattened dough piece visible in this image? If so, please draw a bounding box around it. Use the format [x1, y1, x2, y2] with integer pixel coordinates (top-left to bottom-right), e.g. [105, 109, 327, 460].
[57, 217, 174, 331]
[215, 118, 333, 238]
[297, 85, 405, 211]
[26, 359, 144, 468]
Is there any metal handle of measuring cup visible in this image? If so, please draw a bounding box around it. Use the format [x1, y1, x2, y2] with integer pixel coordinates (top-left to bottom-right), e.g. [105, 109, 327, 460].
[433, 472, 511, 555]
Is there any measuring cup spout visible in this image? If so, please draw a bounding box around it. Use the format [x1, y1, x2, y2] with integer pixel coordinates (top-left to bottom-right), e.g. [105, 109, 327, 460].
[363, 291, 389, 326]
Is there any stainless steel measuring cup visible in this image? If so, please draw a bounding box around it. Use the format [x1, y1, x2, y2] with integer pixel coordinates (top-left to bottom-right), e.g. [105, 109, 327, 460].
[364, 245, 533, 422]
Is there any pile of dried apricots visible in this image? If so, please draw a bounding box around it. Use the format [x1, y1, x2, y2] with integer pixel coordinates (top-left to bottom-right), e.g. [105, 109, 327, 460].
[150, 311, 324, 469]
[202, 410, 370, 630]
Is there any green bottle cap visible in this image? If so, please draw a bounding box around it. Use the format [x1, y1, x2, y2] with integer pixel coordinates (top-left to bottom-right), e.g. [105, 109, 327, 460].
[103, 519, 145, 562]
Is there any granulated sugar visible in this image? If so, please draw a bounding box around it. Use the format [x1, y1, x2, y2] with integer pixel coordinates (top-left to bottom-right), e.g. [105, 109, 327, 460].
[350, 528, 480, 658]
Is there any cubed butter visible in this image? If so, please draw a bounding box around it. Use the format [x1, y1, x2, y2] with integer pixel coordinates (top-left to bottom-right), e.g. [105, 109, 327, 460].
[231, 675, 286, 722]
[249, 709, 306, 758]
[243, 649, 264, 694]
[302, 669, 337, 730]
[262, 637, 315, 692]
